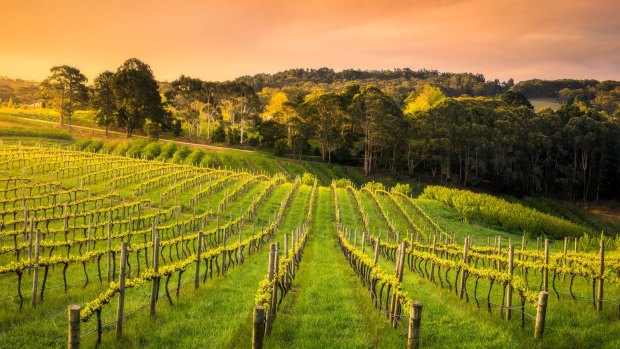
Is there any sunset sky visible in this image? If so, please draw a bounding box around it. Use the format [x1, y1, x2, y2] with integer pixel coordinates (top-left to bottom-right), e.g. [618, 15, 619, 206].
[1, 0, 619, 83]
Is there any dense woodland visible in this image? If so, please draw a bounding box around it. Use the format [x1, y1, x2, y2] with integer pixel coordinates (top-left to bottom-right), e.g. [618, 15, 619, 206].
[1, 63, 619, 200]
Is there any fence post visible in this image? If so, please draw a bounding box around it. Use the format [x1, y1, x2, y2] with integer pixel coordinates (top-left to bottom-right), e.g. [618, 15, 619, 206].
[32, 229, 40, 307]
[597, 236, 604, 312]
[265, 243, 277, 335]
[534, 291, 549, 339]
[116, 242, 128, 337]
[362, 231, 366, 253]
[195, 232, 203, 289]
[407, 302, 422, 349]
[374, 236, 381, 265]
[107, 222, 112, 282]
[505, 244, 514, 320]
[150, 237, 160, 317]
[543, 239, 549, 292]
[252, 305, 265, 349]
[284, 234, 289, 259]
[459, 237, 469, 299]
[68, 304, 81, 349]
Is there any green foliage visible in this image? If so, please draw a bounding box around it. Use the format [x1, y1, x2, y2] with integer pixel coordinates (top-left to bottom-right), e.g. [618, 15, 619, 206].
[39, 65, 89, 126]
[126, 139, 148, 158]
[171, 145, 191, 163]
[142, 142, 161, 160]
[84, 140, 103, 152]
[362, 181, 385, 192]
[184, 149, 205, 166]
[390, 183, 412, 196]
[422, 185, 591, 238]
[333, 178, 354, 188]
[158, 142, 177, 160]
[403, 84, 446, 114]
[113, 58, 166, 137]
[144, 119, 160, 140]
[273, 138, 289, 156]
[0, 126, 72, 140]
[301, 172, 318, 186]
[75, 139, 92, 150]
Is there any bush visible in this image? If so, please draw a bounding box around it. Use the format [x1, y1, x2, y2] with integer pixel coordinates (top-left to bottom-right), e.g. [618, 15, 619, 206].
[101, 140, 119, 154]
[76, 139, 92, 150]
[333, 178, 353, 188]
[362, 181, 385, 192]
[158, 142, 177, 161]
[85, 140, 103, 152]
[273, 139, 289, 157]
[391, 183, 412, 196]
[185, 150, 205, 165]
[144, 121, 160, 140]
[126, 139, 148, 158]
[142, 142, 161, 160]
[301, 172, 318, 186]
[171, 146, 191, 163]
[212, 124, 226, 143]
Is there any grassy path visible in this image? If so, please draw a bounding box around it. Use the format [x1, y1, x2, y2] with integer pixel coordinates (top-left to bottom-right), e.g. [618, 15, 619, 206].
[266, 187, 403, 348]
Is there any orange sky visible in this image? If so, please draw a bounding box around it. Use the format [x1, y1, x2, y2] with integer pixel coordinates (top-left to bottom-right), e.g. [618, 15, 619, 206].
[1, 0, 619, 83]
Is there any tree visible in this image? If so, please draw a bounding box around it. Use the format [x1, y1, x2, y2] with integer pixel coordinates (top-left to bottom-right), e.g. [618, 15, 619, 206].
[92, 71, 116, 137]
[297, 90, 347, 163]
[39, 65, 88, 126]
[350, 86, 402, 175]
[403, 84, 445, 114]
[500, 90, 533, 109]
[170, 75, 205, 138]
[112, 58, 165, 137]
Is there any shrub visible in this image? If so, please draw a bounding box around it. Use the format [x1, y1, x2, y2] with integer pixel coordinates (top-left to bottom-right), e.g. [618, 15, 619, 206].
[391, 183, 412, 196]
[185, 149, 205, 165]
[301, 172, 318, 186]
[76, 139, 92, 150]
[159, 142, 178, 161]
[142, 142, 161, 160]
[212, 124, 226, 143]
[85, 140, 103, 152]
[126, 139, 148, 158]
[273, 139, 289, 157]
[171, 146, 191, 163]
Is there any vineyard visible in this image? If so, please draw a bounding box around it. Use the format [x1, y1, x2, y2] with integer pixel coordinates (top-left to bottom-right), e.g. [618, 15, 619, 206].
[0, 144, 619, 348]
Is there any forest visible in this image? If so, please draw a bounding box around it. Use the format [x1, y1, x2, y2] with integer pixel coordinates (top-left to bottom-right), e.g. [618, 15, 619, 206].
[1, 62, 619, 201]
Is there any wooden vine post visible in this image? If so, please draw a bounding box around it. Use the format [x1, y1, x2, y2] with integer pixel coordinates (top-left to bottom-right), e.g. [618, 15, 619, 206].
[195, 232, 203, 289]
[252, 305, 265, 349]
[543, 239, 549, 292]
[107, 221, 112, 282]
[597, 236, 604, 312]
[459, 237, 469, 299]
[391, 242, 406, 328]
[505, 244, 514, 320]
[31, 229, 40, 307]
[374, 236, 381, 265]
[150, 237, 161, 317]
[68, 304, 81, 349]
[265, 243, 277, 335]
[407, 302, 422, 349]
[534, 291, 549, 339]
[116, 242, 128, 337]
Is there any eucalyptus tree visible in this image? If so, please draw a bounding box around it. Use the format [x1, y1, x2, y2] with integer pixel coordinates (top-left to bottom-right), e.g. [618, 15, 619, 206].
[40, 65, 88, 126]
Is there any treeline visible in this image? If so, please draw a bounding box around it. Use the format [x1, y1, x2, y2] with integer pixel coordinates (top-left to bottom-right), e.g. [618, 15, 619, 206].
[513, 79, 620, 115]
[0, 77, 39, 106]
[4, 63, 620, 201]
[236, 67, 513, 99]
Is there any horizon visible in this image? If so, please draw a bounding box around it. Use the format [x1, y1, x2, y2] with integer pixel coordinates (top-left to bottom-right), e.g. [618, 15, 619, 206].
[1, 0, 619, 84]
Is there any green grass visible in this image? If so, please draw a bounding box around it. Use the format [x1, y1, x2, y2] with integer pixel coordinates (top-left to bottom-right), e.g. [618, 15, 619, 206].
[529, 98, 562, 111]
[266, 187, 404, 348]
[1, 144, 619, 349]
